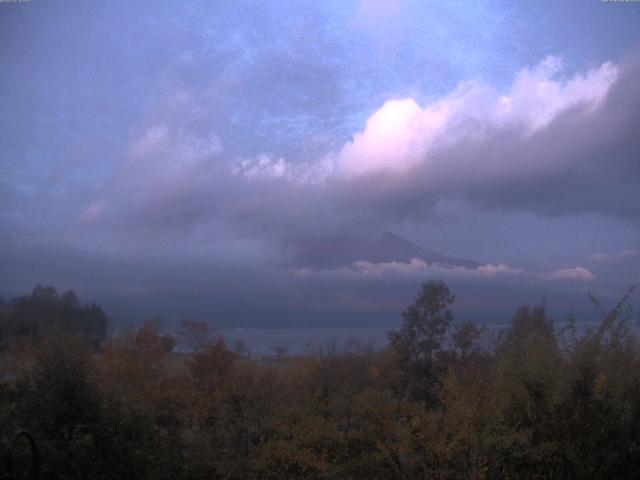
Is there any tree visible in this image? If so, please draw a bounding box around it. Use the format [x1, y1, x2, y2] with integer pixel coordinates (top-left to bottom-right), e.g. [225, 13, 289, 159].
[502, 302, 554, 351]
[97, 322, 173, 407]
[20, 330, 105, 478]
[452, 320, 484, 360]
[233, 339, 251, 358]
[188, 337, 236, 393]
[182, 337, 236, 431]
[176, 318, 213, 352]
[0, 285, 108, 347]
[388, 280, 455, 402]
[272, 345, 289, 358]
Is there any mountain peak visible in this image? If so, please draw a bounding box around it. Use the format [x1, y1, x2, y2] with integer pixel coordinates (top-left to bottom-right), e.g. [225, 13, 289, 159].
[284, 230, 482, 270]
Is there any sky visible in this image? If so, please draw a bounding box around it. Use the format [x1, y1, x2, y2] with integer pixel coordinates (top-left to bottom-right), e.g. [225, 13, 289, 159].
[1, 0, 640, 327]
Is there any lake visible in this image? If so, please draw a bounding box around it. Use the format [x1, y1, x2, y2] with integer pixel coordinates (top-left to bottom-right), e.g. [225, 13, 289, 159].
[217, 320, 612, 356]
[218, 327, 391, 355]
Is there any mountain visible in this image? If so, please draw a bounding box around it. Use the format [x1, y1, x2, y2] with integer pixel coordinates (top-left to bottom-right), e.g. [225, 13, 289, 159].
[284, 231, 483, 270]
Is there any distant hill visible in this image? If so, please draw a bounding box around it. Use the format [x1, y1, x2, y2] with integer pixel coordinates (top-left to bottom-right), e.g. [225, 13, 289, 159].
[283, 230, 483, 270]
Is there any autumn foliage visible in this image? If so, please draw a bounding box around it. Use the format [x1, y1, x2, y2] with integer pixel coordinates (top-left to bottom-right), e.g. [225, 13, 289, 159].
[0, 282, 639, 479]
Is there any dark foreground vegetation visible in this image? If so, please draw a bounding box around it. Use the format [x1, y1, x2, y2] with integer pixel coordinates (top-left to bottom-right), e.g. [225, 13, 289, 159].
[0, 281, 638, 479]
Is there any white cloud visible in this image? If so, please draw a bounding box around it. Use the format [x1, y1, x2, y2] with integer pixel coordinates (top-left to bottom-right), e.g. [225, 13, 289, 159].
[84, 52, 639, 246]
[496, 56, 617, 132]
[476, 263, 525, 277]
[294, 258, 594, 284]
[332, 98, 443, 176]
[226, 56, 618, 183]
[293, 256, 586, 281]
[330, 57, 617, 177]
[351, 257, 427, 277]
[535, 266, 595, 282]
[232, 154, 290, 180]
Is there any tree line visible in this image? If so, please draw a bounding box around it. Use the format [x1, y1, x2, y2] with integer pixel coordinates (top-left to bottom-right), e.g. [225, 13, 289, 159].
[0, 285, 108, 349]
[0, 281, 638, 479]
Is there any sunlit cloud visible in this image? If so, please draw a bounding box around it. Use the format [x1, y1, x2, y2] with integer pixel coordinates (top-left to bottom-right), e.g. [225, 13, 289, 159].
[535, 266, 595, 282]
[293, 257, 594, 284]
[330, 57, 616, 177]
[76, 50, 640, 262]
[229, 55, 618, 182]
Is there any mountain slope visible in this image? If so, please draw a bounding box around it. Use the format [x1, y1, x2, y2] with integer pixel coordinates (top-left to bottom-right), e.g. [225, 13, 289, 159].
[284, 231, 482, 270]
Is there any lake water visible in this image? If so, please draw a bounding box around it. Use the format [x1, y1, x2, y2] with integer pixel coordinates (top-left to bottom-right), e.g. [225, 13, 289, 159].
[218, 327, 391, 355]
[218, 320, 613, 356]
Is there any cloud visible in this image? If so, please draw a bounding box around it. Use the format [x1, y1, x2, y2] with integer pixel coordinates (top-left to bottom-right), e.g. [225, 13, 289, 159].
[498, 56, 616, 131]
[588, 249, 639, 262]
[476, 263, 525, 277]
[234, 54, 619, 183]
[129, 125, 171, 159]
[351, 257, 427, 277]
[330, 56, 617, 177]
[79, 201, 107, 224]
[294, 257, 594, 284]
[232, 154, 291, 180]
[332, 98, 438, 176]
[76, 50, 640, 265]
[223, 52, 638, 224]
[535, 266, 595, 282]
[126, 124, 223, 174]
[3, 0, 639, 325]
